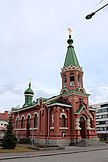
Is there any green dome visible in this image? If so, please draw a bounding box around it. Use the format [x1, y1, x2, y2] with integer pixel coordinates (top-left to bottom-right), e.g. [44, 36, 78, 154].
[24, 82, 34, 95]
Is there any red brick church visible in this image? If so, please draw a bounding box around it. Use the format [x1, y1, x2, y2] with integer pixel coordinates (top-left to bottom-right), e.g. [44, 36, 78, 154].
[12, 29, 97, 145]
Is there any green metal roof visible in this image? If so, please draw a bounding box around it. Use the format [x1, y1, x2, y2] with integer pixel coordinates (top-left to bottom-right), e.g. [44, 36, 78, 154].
[24, 82, 34, 95]
[75, 104, 84, 114]
[64, 35, 80, 67]
[47, 102, 72, 108]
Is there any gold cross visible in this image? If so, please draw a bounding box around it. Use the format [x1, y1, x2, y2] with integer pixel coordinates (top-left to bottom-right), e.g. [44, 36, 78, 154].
[67, 27, 72, 35]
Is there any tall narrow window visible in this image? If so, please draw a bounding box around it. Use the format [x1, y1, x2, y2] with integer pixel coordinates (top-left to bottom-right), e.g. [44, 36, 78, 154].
[90, 118, 93, 128]
[70, 74, 74, 86]
[27, 115, 30, 127]
[34, 114, 38, 128]
[16, 118, 18, 128]
[21, 116, 24, 128]
[62, 115, 66, 127]
[64, 75, 67, 87]
[78, 74, 81, 87]
[26, 115, 30, 138]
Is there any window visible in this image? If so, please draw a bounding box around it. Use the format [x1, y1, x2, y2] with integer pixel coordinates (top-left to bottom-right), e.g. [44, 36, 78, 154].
[64, 75, 67, 87]
[96, 127, 100, 131]
[99, 115, 102, 119]
[78, 74, 81, 86]
[16, 118, 19, 128]
[103, 114, 108, 118]
[34, 114, 38, 128]
[62, 115, 66, 127]
[27, 115, 30, 127]
[21, 116, 24, 128]
[70, 74, 74, 86]
[99, 121, 106, 125]
[27, 115, 30, 138]
[96, 121, 99, 125]
[90, 118, 93, 128]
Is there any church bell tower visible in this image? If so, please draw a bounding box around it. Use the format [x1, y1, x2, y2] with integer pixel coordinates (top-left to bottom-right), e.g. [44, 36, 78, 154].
[61, 28, 84, 94]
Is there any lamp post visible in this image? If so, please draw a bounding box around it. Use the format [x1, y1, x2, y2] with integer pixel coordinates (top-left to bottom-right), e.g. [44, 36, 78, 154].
[85, 3, 108, 19]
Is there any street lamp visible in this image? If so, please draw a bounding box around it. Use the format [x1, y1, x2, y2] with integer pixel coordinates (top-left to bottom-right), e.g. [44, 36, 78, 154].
[85, 3, 108, 19]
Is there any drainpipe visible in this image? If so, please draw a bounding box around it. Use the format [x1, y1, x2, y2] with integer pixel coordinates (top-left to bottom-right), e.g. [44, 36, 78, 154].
[47, 107, 50, 145]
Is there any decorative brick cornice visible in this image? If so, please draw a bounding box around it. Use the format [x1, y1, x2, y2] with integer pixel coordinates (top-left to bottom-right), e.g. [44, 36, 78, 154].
[61, 65, 83, 73]
[61, 89, 90, 98]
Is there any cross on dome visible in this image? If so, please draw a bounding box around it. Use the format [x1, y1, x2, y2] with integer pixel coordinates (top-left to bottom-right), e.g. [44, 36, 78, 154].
[67, 27, 72, 36]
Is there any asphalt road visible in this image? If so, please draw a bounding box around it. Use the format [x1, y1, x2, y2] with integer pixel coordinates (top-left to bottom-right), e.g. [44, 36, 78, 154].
[1, 149, 108, 162]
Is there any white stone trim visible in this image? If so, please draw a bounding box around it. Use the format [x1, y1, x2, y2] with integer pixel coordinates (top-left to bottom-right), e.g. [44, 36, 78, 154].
[34, 112, 39, 117]
[26, 113, 31, 119]
[75, 118, 81, 130]
[21, 115, 25, 119]
[47, 103, 72, 108]
[80, 115, 86, 120]
[30, 128, 38, 130]
[33, 128, 38, 130]
[59, 127, 68, 130]
[60, 113, 67, 118]
[25, 94, 33, 97]
[16, 116, 20, 120]
[50, 127, 54, 130]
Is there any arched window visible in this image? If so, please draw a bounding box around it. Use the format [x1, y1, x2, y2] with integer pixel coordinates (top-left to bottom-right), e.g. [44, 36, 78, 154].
[16, 117, 19, 128]
[62, 115, 66, 127]
[26, 115, 30, 138]
[27, 115, 30, 127]
[21, 116, 24, 128]
[90, 118, 93, 128]
[64, 75, 67, 87]
[34, 114, 38, 128]
[70, 74, 74, 86]
[78, 74, 81, 87]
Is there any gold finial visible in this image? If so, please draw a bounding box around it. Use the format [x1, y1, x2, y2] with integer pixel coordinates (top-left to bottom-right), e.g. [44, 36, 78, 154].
[67, 27, 72, 36]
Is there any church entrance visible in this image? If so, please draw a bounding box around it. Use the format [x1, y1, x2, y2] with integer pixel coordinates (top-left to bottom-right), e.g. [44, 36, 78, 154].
[80, 116, 86, 139]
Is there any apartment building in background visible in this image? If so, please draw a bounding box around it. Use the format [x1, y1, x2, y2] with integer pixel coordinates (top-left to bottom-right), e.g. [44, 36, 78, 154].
[90, 102, 108, 140]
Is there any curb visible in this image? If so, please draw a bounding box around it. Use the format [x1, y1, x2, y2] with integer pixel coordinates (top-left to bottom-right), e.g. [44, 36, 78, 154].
[1, 147, 108, 160]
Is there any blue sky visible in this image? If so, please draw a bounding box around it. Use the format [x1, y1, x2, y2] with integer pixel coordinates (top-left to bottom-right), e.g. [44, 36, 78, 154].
[0, 0, 108, 112]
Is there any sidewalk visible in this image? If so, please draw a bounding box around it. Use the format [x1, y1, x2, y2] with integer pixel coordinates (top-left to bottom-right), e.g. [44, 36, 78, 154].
[1, 145, 108, 160]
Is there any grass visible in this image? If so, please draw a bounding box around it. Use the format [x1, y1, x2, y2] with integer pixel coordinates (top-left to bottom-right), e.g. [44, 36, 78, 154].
[0, 144, 35, 153]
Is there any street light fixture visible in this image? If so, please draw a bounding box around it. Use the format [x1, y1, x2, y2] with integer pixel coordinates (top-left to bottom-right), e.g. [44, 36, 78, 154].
[85, 3, 108, 19]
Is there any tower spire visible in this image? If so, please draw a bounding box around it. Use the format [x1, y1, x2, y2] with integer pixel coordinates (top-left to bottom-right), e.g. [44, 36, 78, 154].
[61, 28, 83, 93]
[63, 28, 79, 67]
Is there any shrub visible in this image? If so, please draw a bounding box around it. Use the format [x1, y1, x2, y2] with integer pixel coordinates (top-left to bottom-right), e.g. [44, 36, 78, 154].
[1, 115, 17, 149]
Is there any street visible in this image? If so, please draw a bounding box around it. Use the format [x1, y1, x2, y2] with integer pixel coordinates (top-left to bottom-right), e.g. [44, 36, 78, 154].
[1, 149, 108, 162]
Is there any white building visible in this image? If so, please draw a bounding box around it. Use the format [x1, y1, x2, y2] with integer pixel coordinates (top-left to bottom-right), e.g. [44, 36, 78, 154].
[0, 111, 8, 140]
[91, 102, 108, 140]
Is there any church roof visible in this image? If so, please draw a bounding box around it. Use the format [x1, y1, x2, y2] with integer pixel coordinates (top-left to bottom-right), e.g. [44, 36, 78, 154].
[64, 28, 80, 67]
[47, 102, 72, 108]
[75, 103, 84, 114]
